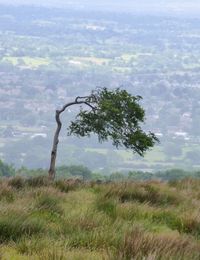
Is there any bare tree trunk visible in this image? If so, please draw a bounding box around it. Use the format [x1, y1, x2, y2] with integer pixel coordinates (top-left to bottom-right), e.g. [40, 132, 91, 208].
[48, 110, 62, 180]
[48, 97, 94, 180]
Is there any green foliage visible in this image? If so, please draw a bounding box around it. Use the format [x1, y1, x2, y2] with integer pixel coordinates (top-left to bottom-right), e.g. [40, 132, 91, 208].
[128, 171, 153, 180]
[16, 167, 47, 177]
[56, 165, 92, 180]
[0, 160, 15, 177]
[68, 88, 158, 156]
[109, 172, 125, 181]
[155, 169, 189, 181]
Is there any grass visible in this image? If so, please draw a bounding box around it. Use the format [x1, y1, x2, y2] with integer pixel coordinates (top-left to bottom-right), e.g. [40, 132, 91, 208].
[0, 177, 200, 259]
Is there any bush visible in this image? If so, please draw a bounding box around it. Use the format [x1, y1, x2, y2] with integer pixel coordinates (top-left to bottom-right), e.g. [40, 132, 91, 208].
[0, 160, 15, 177]
[56, 165, 92, 180]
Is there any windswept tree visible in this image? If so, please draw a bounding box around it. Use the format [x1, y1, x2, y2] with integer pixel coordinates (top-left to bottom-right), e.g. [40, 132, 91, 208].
[48, 88, 158, 179]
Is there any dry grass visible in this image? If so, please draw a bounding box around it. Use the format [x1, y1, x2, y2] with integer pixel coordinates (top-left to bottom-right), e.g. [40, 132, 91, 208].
[103, 181, 183, 206]
[117, 226, 200, 260]
[0, 177, 200, 259]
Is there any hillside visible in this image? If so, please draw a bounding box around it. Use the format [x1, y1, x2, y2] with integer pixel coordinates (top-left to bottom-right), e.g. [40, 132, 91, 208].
[0, 177, 200, 259]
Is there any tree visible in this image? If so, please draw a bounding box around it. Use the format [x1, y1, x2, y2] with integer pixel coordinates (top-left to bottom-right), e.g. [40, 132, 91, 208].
[0, 160, 15, 177]
[48, 88, 158, 180]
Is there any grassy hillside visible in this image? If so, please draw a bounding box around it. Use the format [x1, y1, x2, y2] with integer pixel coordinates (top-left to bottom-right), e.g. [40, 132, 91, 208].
[0, 177, 200, 259]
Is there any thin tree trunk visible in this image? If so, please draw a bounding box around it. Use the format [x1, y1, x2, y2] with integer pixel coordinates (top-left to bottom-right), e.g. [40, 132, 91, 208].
[48, 110, 62, 180]
[48, 98, 91, 180]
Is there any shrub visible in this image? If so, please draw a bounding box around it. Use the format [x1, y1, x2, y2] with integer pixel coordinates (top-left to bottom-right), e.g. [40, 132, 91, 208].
[0, 160, 15, 177]
[57, 165, 92, 180]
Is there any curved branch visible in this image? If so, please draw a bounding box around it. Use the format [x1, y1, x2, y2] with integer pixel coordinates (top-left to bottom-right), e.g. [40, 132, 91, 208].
[75, 96, 91, 103]
[48, 96, 97, 180]
[59, 100, 85, 114]
[84, 102, 97, 111]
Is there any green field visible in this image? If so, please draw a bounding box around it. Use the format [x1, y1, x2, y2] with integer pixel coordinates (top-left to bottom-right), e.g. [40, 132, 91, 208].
[2, 56, 50, 68]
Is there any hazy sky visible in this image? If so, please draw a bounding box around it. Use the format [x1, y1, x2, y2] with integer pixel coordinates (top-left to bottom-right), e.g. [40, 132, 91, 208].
[0, 0, 200, 15]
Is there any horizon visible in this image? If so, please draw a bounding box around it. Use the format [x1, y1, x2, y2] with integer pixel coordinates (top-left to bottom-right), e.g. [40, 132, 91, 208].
[0, 1, 200, 16]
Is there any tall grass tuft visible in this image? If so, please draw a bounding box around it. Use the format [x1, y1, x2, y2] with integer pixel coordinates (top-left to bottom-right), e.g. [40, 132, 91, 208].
[117, 226, 200, 259]
[104, 182, 183, 206]
[8, 176, 25, 189]
[35, 192, 64, 215]
[95, 195, 117, 219]
[26, 176, 50, 187]
[16, 237, 49, 255]
[0, 214, 46, 242]
[0, 183, 14, 202]
[54, 179, 82, 193]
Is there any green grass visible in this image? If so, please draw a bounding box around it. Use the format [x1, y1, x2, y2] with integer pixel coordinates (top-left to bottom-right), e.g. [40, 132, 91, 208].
[0, 177, 200, 259]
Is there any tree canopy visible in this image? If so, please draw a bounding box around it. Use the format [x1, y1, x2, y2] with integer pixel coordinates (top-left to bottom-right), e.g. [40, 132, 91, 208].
[68, 88, 158, 156]
[49, 88, 158, 179]
[0, 160, 15, 177]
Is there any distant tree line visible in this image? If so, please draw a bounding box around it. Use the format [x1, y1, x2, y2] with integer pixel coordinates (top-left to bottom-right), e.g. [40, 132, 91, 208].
[0, 160, 15, 177]
[0, 159, 200, 182]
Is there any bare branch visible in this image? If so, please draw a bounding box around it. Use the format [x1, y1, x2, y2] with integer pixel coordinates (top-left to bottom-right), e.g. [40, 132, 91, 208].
[84, 102, 97, 111]
[75, 96, 91, 103]
[59, 100, 85, 114]
[48, 95, 97, 179]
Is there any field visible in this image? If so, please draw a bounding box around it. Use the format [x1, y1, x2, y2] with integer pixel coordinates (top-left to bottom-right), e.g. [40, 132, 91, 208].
[1, 177, 200, 259]
[2, 56, 50, 69]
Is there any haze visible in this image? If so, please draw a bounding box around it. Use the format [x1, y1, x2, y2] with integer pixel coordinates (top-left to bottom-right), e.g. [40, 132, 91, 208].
[0, 0, 200, 171]
[0, 0, 200, 15]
